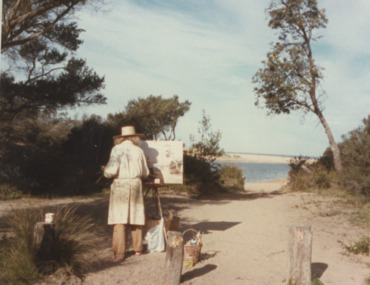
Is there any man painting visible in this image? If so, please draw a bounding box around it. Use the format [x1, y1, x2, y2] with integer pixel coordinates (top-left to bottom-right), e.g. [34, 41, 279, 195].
[103, 125, 149, 261]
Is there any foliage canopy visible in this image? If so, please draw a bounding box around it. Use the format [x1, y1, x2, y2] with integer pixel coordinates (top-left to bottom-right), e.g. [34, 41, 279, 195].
[1, 0, 106, 122]
[107, 95, 191, 140]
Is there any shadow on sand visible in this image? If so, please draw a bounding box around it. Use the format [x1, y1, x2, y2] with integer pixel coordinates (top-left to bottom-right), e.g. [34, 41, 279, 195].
[311, 262, 328, 278]
[181, 264, 217, 283]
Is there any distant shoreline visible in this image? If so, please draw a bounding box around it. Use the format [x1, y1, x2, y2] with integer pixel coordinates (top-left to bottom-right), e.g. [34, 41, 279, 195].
[216, 152, 294, 164]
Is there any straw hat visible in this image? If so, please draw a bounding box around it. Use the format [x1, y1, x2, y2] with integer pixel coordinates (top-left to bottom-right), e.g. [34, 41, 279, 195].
[119, 125, 144, 138]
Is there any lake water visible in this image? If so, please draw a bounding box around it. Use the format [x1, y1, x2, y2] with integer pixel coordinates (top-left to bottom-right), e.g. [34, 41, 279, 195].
[216, 161, 291, 183]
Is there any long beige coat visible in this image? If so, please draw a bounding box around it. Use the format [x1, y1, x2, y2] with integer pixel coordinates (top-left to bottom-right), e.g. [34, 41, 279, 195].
[104, 140, 149, 225]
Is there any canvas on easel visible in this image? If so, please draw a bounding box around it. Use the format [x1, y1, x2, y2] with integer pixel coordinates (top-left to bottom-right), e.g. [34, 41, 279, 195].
[140, 140, 183, 184]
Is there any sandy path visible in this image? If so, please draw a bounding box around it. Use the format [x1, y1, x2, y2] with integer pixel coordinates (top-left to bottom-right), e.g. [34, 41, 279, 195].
[80, 180, 368, 285]
[2, 180, 369, 284]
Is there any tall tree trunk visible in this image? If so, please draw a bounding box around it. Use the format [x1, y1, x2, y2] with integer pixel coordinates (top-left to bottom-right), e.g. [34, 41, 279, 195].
[316, 111, 343, 172]
[306, 44, 343, 172]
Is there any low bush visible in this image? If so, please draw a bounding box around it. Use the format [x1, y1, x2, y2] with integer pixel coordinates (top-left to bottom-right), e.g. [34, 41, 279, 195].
[0, 183, 24, 200]
[218, 164, 245, 192]
[288, 157, 332, 191]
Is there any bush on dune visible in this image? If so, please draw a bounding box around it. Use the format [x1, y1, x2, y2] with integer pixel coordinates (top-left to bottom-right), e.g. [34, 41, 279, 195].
[288, 156, 332, 191]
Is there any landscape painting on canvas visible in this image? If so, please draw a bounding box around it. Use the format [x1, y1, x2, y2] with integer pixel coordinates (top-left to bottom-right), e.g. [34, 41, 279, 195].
[140, 140, 183, 184]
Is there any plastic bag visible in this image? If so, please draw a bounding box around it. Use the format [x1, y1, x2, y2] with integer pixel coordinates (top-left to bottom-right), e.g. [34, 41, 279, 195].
[145, 218, 165, 252]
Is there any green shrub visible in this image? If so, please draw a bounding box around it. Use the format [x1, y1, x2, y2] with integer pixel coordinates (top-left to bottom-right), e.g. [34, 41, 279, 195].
[313, 171, 331, 189]
[0, 183, 24, 200]
[183, 154, 221, 196]
[218, 164, 245, 192]
[339, 115, 370, 198]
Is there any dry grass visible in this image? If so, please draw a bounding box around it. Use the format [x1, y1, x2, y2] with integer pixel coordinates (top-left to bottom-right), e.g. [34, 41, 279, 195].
[52, 206, 104, 276]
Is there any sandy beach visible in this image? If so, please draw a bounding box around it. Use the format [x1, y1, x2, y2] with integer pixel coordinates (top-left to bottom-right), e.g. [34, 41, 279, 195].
[2, 179, 368, 285]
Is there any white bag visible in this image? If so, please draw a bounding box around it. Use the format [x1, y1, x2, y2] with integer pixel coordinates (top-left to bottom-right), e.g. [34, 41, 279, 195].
[144, 218, 165, 252]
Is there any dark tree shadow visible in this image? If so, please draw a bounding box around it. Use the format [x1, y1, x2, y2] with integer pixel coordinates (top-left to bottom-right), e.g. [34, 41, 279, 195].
[182, 221, 241, 235]
[210, 190, 284, 201]
[311, 262, 328, 278]
[181, 264, 217, 283]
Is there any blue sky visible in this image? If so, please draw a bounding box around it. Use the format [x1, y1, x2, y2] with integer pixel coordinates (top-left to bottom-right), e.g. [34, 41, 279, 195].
[71, 0, 370, 157]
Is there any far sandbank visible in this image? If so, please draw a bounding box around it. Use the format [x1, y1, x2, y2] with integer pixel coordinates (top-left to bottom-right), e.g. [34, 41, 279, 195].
[216, 152, 293, 164]
[217, 152, 317, 164]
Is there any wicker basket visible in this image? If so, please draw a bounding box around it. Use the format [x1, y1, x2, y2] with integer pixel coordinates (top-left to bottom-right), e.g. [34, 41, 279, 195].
[182, 228, 202, 265]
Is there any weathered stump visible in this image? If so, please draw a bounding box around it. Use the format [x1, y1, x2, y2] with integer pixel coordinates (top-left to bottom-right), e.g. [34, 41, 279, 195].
[33, 222, 55, 260]
[163, 231, 184, 285]
[287, 224, 312, 285]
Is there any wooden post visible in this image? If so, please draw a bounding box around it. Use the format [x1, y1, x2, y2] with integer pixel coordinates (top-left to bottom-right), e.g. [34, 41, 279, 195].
[287, 225, 312, 285]
[163, 231, 183, 285]
[33, 222, 55, 260]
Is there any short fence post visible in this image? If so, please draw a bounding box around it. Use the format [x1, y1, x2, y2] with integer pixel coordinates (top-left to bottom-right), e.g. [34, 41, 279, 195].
[33, 222, 55, 260]
[163, 231, 183, 285]
[287, 224, 312, 285]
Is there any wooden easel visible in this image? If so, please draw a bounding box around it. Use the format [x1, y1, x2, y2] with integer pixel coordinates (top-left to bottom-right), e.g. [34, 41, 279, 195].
[143, 183, 167, 218]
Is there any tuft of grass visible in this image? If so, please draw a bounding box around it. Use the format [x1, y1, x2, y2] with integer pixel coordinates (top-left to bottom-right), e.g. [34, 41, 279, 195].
[52, 206, 104, 276]
[311, 276, 325, 285]
[287, 277, 324, 285]
[0, 209, 42, 284]
[0, 206, 103, 283]
[344, 236, 370, 255]
[0, 244, 38, 284]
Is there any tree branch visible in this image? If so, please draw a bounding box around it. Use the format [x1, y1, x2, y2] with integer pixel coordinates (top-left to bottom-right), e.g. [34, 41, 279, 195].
[24, 66, 65, 85]
[2, 2, 78, 51]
